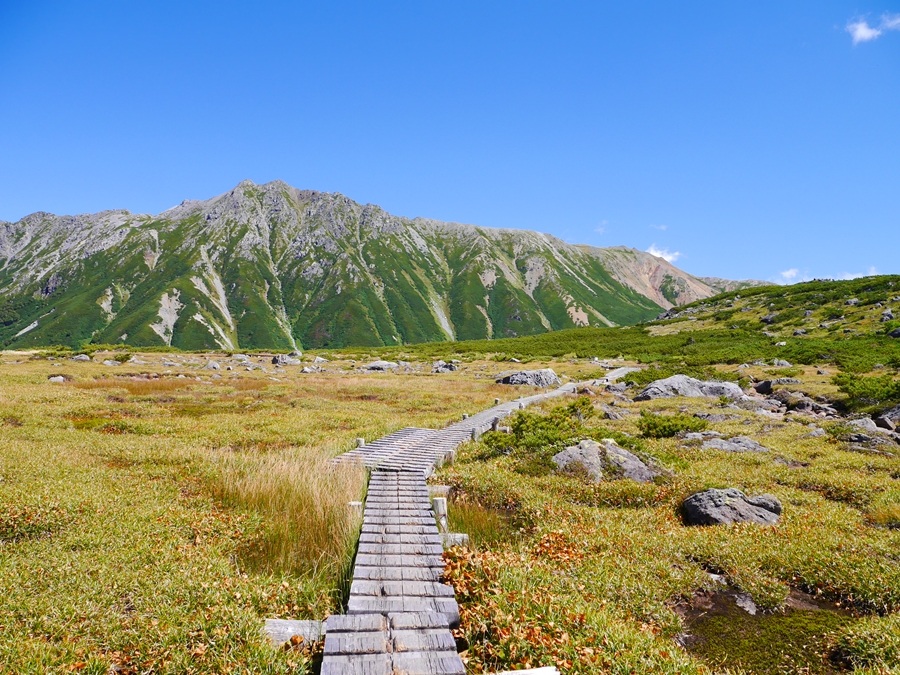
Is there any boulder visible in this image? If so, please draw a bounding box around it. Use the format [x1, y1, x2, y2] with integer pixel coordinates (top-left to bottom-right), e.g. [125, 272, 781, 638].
[682, 488, 782, 526]
[48, 375, 66, 383]
[633, 375, 742, 401]
[773, 359, 792, 367]
[875, 404, 900, 430]
[793, 329, 808, 336]
[702, 436, 770, 453]
[495, 369, 561, 388]
[70, 354, 91, 362]
[552, 439, 660, 483]
[846, 298, 859, 306]
[365, 360, 399, 371]
[313, 356, 329, 363]
[754, 380, 773, 395]
[272, 354, 301, 366]
[889, 328, 900, 338]
[760, 314, 778, 324]
[102, 360, 120, 367]
[289, 351, 302, 357]
[204, 361, 221, 370]
[432, 360, 457, 374]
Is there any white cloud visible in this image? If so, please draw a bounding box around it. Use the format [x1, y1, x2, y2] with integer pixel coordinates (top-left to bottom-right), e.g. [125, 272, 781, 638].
[848, 19, 882, 43]
[847, 13, 900, 44]
[780, 268, 799, 281]
[594, 219, 608, 235]
[650, 224, 667, 231]
[646, 244, 681, 263]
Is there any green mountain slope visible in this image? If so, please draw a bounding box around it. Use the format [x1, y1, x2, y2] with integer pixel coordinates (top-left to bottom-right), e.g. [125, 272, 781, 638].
[0, 180, 753, 350]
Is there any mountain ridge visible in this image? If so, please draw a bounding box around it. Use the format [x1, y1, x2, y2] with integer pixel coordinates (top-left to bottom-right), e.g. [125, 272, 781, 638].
[0, 179, 767, 350]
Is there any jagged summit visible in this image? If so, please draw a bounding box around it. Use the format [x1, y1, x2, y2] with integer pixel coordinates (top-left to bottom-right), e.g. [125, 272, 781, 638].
[0, 180, 765, 350]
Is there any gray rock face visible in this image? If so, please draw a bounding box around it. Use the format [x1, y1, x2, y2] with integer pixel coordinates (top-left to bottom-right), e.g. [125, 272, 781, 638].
[682, 488, 782, 526]
[754, 380, 773, 395]
[272, 354, 301, 366]
[70, 353, 91, 362]
[634, 374, 743, 401]
[432, 360, 457, 373]
[552, 439, 660, 483]
[365, 360, 399, 371]
[875, 405, 900, 430]
[702, 436, 770, 453]
[495, 369, 561, 388]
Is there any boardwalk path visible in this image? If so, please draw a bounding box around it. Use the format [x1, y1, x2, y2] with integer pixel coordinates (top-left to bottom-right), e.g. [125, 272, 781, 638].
[322, 368, 637, 674]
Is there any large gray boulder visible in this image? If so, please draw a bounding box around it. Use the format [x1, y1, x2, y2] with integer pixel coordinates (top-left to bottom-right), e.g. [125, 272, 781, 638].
[496, 369, 561, 388]
[682, 488, 782, 526]
[70, 354, 91, 362]
[552, 439, 660, 483]
[432, 360, 457, 373]
[364, 360, 399, 371]
[702, 436, 770, 453]
[634, 375, 743, 401]
[875, 404, 900, 431]
[272, 354, 301, 366]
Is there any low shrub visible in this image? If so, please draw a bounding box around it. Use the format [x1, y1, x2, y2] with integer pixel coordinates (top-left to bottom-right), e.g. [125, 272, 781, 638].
[636, 410, 708, 438]
[834, 613, 900, 670]
[832, 372, 900, 413]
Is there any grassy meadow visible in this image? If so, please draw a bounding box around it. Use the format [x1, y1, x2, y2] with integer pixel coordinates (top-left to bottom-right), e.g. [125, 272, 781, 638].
[435, 362, 900, 675]
[0, 352, 512, 674]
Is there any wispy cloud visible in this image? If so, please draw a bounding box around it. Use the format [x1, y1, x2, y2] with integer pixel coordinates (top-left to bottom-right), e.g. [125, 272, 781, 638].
[772, 268, 813, 285]
[594, 219, 608, 235]
[646, 244, 681, 263]
[780, 268, 799, 281]
[839, 266, 879, 280]
[847, 13, 900, 44]
[650, 224, 667, 231]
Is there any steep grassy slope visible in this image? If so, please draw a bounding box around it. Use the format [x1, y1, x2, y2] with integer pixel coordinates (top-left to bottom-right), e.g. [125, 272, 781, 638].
[0, 180, 746, 350]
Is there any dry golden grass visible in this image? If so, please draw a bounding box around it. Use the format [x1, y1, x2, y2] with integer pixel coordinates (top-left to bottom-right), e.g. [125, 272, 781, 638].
[211, 449, 366, 577]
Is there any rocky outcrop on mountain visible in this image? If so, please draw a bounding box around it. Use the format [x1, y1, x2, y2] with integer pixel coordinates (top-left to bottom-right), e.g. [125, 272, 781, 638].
[0, 180, 751, 351]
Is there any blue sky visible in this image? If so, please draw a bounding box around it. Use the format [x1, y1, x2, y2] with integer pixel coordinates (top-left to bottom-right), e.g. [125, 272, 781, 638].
[1, 1, 897, 283]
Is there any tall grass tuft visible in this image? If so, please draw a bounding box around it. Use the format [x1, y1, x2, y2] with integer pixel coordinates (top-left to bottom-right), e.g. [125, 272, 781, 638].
[211, 449, 366, 580]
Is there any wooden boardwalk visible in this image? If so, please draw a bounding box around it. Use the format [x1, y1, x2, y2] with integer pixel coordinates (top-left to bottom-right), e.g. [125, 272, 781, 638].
[322, 372, 638, 673]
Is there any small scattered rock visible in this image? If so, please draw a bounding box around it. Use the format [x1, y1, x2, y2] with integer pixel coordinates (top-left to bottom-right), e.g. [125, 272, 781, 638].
[495, 369, 561, 388]
[204, 361, 221, 370]
[102, 360, 120, 367]
[793, 329, 807, 336]
[760, 314, 778, 324]
[803, 426, 826, 438]
[313, 356, 329, 363]
[682, 488, 782, 526]
[845, 298, 859, 306]
[48, 375, 66, 383]
[773, 359, 792, 367]
[70, 354, 91, 362]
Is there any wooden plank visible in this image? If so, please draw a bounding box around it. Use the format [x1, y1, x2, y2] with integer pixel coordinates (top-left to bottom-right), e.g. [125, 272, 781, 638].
[320, 653, 392, 675]
[323, 632, 391, 655]
[391, 628, 457, 653]
[325, 614, 388, 633]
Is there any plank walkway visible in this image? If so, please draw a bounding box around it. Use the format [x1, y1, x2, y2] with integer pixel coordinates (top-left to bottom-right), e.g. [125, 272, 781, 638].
[322, 368, 638, 674]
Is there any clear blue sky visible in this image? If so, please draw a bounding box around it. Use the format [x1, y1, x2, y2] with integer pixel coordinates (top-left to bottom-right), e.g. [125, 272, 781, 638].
[1, 1, 898, 283]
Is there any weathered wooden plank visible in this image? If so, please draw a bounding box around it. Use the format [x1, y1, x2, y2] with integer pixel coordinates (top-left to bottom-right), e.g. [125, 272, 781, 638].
[390, 651, 465, 675]
[323, 631, 391, 655]
[325, 614, 388, 633]
[388, 612, 450, 630]
[391, 628, 457, 653]
[320, 653, 392, 675]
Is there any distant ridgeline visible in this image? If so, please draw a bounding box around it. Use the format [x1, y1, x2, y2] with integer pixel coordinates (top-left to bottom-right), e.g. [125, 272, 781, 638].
[0, 180, 764, 350]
